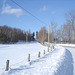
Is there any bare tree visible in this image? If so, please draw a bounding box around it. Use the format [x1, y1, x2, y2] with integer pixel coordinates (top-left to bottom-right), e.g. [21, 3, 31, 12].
[0, 25, 35, 43]
[38, 27, 47, 44]
[62, 24, 72, 43]
[66, 10, 75, 43]
[50, 21, 57, 43]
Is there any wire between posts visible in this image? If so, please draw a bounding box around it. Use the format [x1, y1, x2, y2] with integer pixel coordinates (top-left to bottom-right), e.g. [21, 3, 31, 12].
[3, 48, 50, 69]
[10, 0, 48, 25]
[10, 58, 27, 67]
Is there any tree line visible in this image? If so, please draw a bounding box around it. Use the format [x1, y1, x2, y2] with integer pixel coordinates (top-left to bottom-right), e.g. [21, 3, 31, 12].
[0, 25, 35, 43]
[0, 10, 75, 44]
[37, 10, 75, 44]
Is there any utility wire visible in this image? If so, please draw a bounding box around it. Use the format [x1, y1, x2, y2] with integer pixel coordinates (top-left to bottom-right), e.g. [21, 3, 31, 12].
[10, 0, 48, 25]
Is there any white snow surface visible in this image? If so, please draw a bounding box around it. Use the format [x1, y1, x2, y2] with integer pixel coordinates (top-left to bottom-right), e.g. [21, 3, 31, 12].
[61, 47, 75, 75]
[0, 42, 73, 75]
[57, 44, 75, 48]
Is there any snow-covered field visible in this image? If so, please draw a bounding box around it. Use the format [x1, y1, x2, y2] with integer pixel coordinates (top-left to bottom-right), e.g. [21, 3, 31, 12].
[0, 42, 73, 75]
[0, 42, 48, 68]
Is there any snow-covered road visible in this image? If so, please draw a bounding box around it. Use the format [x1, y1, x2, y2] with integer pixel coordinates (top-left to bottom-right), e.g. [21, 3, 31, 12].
[64, 47, 75, 75]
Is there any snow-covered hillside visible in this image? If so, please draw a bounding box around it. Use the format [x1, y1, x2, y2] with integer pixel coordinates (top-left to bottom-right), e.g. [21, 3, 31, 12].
[0, 42, 73, 75]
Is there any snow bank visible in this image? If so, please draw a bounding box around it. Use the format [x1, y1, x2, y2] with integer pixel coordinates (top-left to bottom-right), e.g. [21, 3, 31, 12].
[55, 49, 73, 75]
[0, 43, 73, 75]
[65, 47, 75, 75]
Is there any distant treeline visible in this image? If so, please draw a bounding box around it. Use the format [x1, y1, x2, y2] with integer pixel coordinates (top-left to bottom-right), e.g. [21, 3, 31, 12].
[0, 25, 35, 43]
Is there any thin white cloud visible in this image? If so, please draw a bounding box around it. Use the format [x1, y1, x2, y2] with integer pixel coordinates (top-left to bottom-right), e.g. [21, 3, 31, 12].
[51, 11, 56, 14]
[1, 0, 24, 17]
[39, 6, 47, 12]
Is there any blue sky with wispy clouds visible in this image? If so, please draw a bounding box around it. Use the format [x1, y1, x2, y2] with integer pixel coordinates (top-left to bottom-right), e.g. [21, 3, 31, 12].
[0, 0, 75, 32]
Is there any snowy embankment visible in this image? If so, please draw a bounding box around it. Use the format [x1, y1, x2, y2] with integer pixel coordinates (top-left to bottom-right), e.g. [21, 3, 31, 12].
[63, 47, 75, 75]
[57, 44, 75, 48]
[0, 42, 73, 75]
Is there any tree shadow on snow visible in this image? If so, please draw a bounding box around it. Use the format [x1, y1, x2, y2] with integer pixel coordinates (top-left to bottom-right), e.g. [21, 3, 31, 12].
[55, 49, 73, 75]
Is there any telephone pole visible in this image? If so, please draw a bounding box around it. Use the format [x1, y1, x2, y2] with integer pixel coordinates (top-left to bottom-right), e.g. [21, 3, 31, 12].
[26, 32, 28, 47]
[48, 25, 50, 44]
[48, 25, 50, 51]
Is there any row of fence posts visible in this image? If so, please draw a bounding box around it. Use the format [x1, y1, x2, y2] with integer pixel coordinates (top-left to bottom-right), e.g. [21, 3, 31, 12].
[5, 45, 55, 71]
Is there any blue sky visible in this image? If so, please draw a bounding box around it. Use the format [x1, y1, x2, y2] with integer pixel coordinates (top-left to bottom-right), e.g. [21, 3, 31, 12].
[0, 0, 75, 33]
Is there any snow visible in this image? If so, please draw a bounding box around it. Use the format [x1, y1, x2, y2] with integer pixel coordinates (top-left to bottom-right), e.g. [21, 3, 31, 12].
[57, 44, 75, 75]
[57, 44, 75, 48]
[0, 42, 74, 75]
[62, 47, 75, 75]
[0, 42, 47, 68]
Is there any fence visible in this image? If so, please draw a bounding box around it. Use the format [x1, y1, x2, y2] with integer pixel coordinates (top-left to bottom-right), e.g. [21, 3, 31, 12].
[1, 44, 55, 71]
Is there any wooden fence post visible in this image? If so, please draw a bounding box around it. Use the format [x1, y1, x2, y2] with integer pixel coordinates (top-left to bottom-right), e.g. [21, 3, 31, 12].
[5, 60, 9, 71]
[51, 46, 52, 51]
[38, 51, 40, 57]
[53, 46, 54, 49]
[48, 46, 49, 52]
[28, 54, 30, 62]
[44, 50, 45, 55]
